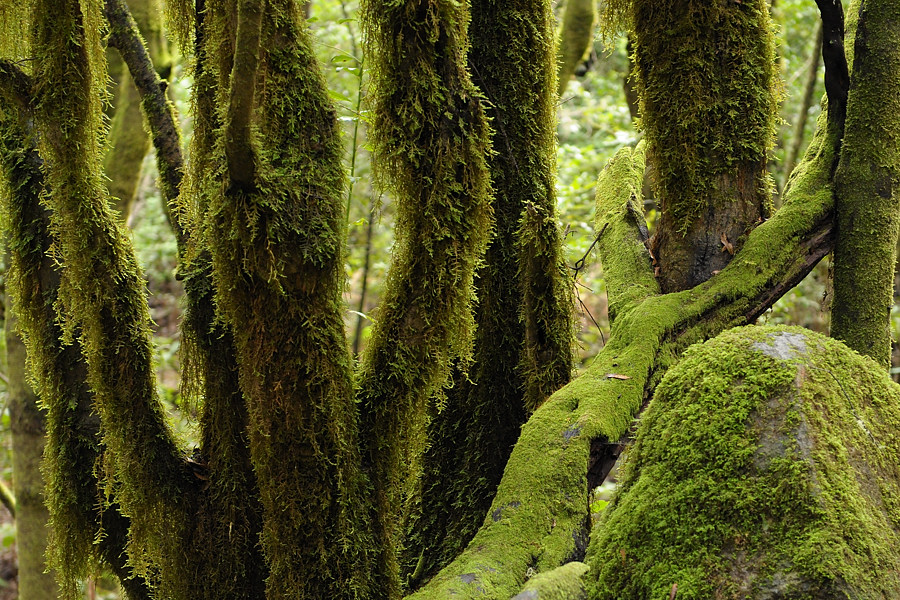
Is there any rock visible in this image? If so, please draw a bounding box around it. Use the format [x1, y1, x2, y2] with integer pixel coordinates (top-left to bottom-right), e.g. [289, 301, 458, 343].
[585, 325, 900, 599]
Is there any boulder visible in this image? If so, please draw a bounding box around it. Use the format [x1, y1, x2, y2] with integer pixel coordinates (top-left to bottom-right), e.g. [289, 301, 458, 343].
[586, 325, 900, 599]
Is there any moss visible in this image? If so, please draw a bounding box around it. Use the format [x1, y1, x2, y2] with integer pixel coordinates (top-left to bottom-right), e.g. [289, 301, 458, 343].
[27, 2, 196, 597]
[412, 102, 840, 599]
[830, 0, 900, 368]
[184, 0, 375, 597]
[556, 0, 595, 96]
[586, 326, 900, 598]
[359, 0, 493, 593]
[618, 0, 780, 291]
[402, 0, 573, 588]
[513, 561, 588, 600]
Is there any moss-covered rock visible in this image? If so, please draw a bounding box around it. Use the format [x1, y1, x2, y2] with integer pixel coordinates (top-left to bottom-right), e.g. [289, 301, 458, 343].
[586, 325, 900, 599]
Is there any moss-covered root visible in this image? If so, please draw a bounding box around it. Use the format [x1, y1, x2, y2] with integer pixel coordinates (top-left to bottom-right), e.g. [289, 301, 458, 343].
[30, 1, 194, 596]
[556, 0, 595, 96]
[633, 0, 778, 292]
[512, 562, 588, 600]
[830, 0, 900, 368]
[587, 326, 900, 598]
[359, 0, 492, 592]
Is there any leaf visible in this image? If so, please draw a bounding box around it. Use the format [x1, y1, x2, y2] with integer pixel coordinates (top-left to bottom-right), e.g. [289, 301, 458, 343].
[328, 89, 352, 103]
[331, 54, 355, 64]
[337, 17, 356, 24]
[606, 373, 631, 380]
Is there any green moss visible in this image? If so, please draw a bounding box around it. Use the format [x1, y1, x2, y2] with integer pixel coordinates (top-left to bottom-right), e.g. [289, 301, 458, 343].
[183, 1, 375, 598]
[557, 0, 595, 96]
[830, 0, 900, 368]
[513, 561, 588, 600]
[402, 0, 573, 588]
[27, 2, 196, 597]
[359, 0, 493, 593]
[632, 0, 778, 233]
[412, 100, 840, 599]
[586, 326, 900, 598]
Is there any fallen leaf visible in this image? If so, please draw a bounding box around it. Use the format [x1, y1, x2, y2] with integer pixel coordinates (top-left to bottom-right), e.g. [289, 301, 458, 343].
[606, 373, 631, 380]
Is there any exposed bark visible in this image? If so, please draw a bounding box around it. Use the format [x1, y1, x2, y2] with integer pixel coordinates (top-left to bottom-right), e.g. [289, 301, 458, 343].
[830, 0, 900, 367]
[104, 0, 169, 221]
[637, 0, 778, 293]
[224, 0, 263, 188]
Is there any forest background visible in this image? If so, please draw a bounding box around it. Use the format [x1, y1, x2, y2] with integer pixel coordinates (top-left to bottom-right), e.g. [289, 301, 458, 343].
[0, 0, 876, 596]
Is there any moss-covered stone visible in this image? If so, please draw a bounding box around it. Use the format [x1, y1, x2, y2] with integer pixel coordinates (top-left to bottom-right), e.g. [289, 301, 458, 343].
[587, 325, 900, 599]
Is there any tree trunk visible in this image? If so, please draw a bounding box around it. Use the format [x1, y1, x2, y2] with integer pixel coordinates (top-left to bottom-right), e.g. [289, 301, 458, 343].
[635, 0, 779, 292]
[6, 308, 57, 599]
[830, 0, 900, 367]
[401, 0, 574, 588]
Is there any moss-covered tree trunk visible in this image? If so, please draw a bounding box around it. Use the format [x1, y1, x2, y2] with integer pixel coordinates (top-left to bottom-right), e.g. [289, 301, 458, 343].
[401, 0, 574, 588]
[633, 0, 778, 292]
[830, 0, 900, 367]
[5, 308, 57, 600]
[557, 0, 595, 96]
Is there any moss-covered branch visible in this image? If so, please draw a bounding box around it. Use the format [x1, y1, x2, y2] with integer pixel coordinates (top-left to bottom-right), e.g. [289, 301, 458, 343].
[189, 1, 374, 597]
[104, 0, 186, 247]
[0, 86, 150, 599]
[403, 0, 574, 587]
[29, 2, 195, 596]
[223, 0, 263, 188]
[556, 0, 595, 96]
[408, 105, 840, 598]
[830, 0, 900, 367]
[593, 140, 657, 322]
[359, 0, 493, 593]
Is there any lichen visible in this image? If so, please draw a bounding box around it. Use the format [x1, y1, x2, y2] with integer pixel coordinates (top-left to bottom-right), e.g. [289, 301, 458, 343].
[586, 326, 900, 598]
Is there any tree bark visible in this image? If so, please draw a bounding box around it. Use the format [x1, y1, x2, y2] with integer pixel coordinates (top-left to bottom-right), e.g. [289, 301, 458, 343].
[830, 0, 900, 367]
[6, 308, 57, 600]
[636, 0, 779, 292]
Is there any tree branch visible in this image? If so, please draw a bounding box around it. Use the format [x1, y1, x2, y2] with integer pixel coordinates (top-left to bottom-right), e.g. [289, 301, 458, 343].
[408, 106, 841, 599]
[815, 0, 850, 123]
[104, 0, 187, 251]
[224, 0, 265, 188]
[593, 140, 658, 323]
